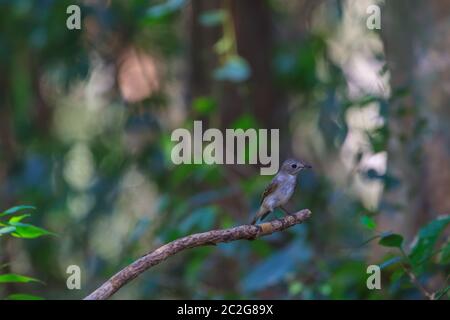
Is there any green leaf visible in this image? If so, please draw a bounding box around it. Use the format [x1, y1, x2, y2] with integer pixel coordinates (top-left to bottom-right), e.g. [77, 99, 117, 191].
[319, 284, 332, 296]
[231, 114, 259, 131]
[179, 207, 217, 233]
[367, 126, 389, 153]
[146, 0, 185, 19]
[0, 226, 16, 235]
[9, 214, 31, 224]
[250, 240, 273, 258]
[199, 9, 227, 27]
[288, 281, 303, 296]
[360, 215, 376, 230]
[378, 233, 403, 248]
[0, 205, 36, 217]
[5, 293, 44, 300]
[242, 240, 312, 293]
[214, 37, 233, 55]
[193, 96, 216, 115]
[435, 285, 450, 300]
[0, 273, 40, 284]
[409, 215, 450, 267]
[439, 241, 450, 264]
[214, 56, 251, 82]
[10, 223, 54, 239]
[184, 247, 212, 284]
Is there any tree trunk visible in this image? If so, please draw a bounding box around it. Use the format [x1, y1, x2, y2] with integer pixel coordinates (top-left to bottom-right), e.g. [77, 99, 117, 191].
[380, 0, 450, 239]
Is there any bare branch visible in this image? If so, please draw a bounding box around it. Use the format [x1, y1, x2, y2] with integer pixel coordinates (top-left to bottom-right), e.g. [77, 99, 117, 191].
[84, 209, 312, 300]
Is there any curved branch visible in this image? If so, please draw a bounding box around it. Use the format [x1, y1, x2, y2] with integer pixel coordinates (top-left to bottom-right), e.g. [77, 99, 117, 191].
[84, 209, 312, 300]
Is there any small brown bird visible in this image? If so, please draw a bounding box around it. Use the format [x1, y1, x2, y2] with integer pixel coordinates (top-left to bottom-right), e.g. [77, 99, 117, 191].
[250, 159, 311, 225]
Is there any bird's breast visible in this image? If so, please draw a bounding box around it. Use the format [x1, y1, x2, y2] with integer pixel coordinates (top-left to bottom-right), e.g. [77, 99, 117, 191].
[270, 175, 296, 206]
[278, 181, 295, 202]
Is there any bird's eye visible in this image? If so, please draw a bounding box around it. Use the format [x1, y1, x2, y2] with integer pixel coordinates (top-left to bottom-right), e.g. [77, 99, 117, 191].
[291, 164, 297, 169]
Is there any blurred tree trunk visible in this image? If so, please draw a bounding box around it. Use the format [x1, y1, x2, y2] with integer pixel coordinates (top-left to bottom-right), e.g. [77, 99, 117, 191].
[222, 0, 284, 129]
[187, 0, 221, 103]
[223, 0, 291, 162]
[380, 0, 450, 239]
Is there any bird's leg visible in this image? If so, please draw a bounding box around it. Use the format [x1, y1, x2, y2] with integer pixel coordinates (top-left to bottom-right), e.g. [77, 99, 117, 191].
[280, 206, 292, 215]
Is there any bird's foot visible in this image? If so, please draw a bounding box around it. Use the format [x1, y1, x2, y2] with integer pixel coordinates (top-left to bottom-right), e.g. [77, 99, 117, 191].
[280, 206, 292, 215]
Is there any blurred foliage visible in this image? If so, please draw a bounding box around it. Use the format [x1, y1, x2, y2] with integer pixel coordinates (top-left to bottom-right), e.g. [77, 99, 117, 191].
[0, 0, 448, 300]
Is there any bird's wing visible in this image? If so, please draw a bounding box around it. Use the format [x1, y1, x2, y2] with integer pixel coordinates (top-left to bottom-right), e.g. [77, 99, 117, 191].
[260, 180, 279, 204]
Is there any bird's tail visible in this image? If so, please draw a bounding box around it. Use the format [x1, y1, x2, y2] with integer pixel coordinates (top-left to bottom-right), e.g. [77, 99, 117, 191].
[250, 207, 268, 225]
[250, 215, 259, 225]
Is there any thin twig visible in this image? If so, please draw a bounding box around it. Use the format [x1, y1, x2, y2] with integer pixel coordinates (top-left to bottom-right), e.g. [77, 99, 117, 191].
[84, 209, 312, 300]
[400, 263, 434, 300]
[399, 248, 434, 300]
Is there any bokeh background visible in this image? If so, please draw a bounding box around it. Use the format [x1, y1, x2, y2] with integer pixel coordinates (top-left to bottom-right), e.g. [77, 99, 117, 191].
[0, 0, 449, 300]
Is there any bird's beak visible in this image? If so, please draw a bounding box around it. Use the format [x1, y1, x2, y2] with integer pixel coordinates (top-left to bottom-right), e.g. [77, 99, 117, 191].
[305, 164, 312, 169]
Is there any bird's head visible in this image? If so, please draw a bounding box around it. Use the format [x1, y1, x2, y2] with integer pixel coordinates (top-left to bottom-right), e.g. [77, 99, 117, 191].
[280, 158, 312, 175]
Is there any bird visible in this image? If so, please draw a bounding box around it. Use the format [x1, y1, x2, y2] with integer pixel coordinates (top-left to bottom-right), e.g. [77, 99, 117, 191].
[250, 158, 311, 225]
